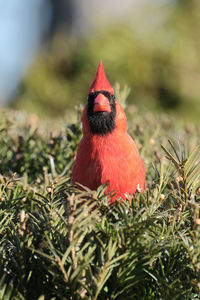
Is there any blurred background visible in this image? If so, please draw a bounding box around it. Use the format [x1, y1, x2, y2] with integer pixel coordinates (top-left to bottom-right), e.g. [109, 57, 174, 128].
[0, 0, 200, 121]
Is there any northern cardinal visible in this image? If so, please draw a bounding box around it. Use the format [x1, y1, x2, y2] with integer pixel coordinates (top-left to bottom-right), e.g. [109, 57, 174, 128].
[72, 61, 146, 202]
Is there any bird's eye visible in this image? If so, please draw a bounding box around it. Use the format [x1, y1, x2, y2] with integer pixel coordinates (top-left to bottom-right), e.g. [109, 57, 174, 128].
[112, 94, 116, 101]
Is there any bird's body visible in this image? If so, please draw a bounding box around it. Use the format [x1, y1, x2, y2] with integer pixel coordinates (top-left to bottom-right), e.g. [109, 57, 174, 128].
[72, 62, 146, 202]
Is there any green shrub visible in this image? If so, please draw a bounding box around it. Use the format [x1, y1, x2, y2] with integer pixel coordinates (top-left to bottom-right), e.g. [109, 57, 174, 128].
[0, 105, 200, 299]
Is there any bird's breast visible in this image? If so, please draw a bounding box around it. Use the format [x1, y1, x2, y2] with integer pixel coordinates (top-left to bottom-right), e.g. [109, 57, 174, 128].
[72, 131, 145, 197]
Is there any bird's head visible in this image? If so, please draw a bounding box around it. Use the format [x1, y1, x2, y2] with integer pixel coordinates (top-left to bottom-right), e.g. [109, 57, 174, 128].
[87, 61, 117, 136]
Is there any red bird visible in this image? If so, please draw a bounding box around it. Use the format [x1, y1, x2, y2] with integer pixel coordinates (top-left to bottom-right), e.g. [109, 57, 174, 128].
[72, 61, 146, 203]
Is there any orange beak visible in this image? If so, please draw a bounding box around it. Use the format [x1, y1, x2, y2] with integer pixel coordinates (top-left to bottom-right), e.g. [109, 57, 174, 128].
[93, 94, 111, 113]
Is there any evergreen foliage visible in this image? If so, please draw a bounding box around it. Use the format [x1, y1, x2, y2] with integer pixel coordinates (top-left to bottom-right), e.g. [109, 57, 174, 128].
[0, 104, 200, 299]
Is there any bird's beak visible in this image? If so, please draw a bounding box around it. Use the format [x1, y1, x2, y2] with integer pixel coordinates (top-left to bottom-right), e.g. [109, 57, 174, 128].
[93, 94, 111, 113]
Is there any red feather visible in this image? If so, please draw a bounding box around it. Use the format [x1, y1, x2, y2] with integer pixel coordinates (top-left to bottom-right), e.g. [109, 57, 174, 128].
[72, 62, 146, 202]
[88, 60, 114, 95]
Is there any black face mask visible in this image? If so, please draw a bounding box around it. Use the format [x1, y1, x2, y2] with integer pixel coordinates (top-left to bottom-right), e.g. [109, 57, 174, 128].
[87, 90, 116, 136]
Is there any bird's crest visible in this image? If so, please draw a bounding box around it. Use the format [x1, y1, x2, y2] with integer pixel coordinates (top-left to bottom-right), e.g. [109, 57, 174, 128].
[88, 61, 114, 95]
